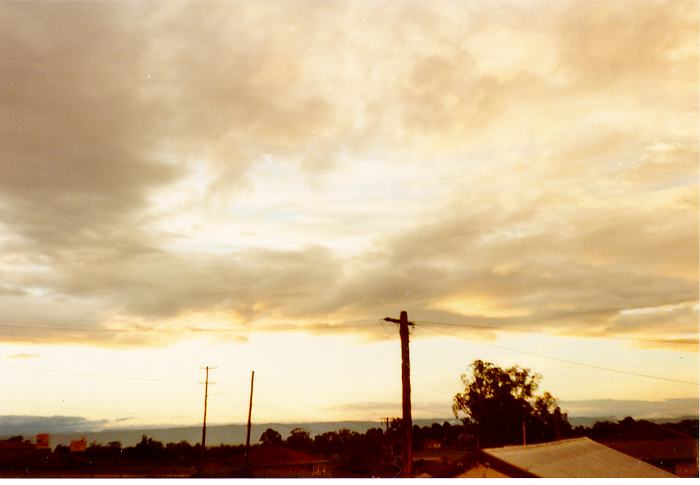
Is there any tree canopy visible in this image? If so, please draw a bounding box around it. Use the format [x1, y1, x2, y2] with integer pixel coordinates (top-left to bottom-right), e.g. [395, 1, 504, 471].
[453, 359, 571, 447]
[259, 428, 282, 446]
[286, 428, 312, 451]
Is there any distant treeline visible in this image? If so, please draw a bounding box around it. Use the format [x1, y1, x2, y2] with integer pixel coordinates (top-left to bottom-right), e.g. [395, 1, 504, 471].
[1, 417, 697, 477]
[571, 417, 698, 442]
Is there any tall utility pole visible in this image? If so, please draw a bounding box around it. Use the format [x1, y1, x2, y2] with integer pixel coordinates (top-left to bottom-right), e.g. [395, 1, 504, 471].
[200, 366, 216, 450]
[244, 370, 255, 476]
[384, 311, 414, 478]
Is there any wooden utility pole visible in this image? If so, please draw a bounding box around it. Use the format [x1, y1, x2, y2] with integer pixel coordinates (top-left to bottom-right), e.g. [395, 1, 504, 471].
[384, 311, 414, 478]
[200, 366, 216, 450]
[244, 370, 255, 476]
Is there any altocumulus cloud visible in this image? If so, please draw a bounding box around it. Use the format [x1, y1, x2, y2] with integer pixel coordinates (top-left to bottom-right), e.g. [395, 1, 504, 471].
[0, 0, 696, 348]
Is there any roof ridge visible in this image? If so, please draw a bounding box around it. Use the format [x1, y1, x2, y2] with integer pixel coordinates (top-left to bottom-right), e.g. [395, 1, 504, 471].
[484, 436, 591, 452]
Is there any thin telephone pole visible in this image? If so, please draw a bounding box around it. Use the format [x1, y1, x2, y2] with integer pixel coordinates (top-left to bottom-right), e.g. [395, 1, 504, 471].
[384, 311, 414, 478]
[244, 370, 255, 476]
[200, 366, 216, 450]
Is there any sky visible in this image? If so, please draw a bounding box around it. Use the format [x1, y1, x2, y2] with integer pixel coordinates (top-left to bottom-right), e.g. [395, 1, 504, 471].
[0, 0, 698, 431]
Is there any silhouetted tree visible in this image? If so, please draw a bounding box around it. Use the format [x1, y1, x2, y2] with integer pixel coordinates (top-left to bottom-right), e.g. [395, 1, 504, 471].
[107, 441, 122, 450]
[665, 419, 699, 438]
[286, 428, 312, 451]
[529, 391, 572, 442]
[453, 359, 570, 447]
[587, 416, 698, 442]
[312, 431, 337, 455]
[570, 417, 699, 443]
[164, 440, 196, 463]
[259, 428, 282, 446]
[132, 435, 164, 460]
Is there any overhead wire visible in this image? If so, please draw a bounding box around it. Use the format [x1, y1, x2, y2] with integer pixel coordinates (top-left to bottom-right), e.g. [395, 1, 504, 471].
[0, 320, 384, 335]
[378, 318, 397, 340]
[1, 364, 197, 384]
[410, 324, 466, 391]
[0, 322, 231, 333]
[416, 322, 699, 387]
[413, 319, 698, 346]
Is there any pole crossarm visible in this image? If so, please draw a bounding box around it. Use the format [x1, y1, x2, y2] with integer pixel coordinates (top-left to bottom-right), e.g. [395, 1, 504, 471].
[384, 317, 414, 326]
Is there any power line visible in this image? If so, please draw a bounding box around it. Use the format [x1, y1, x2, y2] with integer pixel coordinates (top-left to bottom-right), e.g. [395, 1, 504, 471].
[2, 318, 694, 345]
[1, 364, 195, 383]
[0, 323, 232, 333]
[0, 320, 383, 334]
[410, 325, 466, 392]
[417, 322, 699, 387]
[413, 319, 698, 346]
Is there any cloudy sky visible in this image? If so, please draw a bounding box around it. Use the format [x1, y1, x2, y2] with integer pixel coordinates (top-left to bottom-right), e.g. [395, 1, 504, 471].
[0, 0, 697, 429]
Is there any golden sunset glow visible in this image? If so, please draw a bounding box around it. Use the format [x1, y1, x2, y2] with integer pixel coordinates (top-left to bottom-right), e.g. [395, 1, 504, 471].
[0, 0, 697, 431]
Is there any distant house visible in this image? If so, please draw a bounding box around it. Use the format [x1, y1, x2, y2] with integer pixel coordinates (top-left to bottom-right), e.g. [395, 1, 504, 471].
[244, 445, 331, 478]
[69, 437, 87, 453]
[35, 434, 50, 450]
[456, 437, 677, 478]
[603, 439, 698, 478]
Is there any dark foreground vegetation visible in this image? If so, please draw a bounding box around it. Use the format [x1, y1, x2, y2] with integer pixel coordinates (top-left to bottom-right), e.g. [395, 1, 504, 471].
[1, 361, 696, 477]
[1, 416, 696, 478]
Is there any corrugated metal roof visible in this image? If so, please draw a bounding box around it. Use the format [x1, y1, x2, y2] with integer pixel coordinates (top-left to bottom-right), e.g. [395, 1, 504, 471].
[483, 437, 678, 478]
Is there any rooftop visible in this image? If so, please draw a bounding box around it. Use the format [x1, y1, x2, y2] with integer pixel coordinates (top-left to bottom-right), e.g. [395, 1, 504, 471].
[482, 437, 677, 478]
